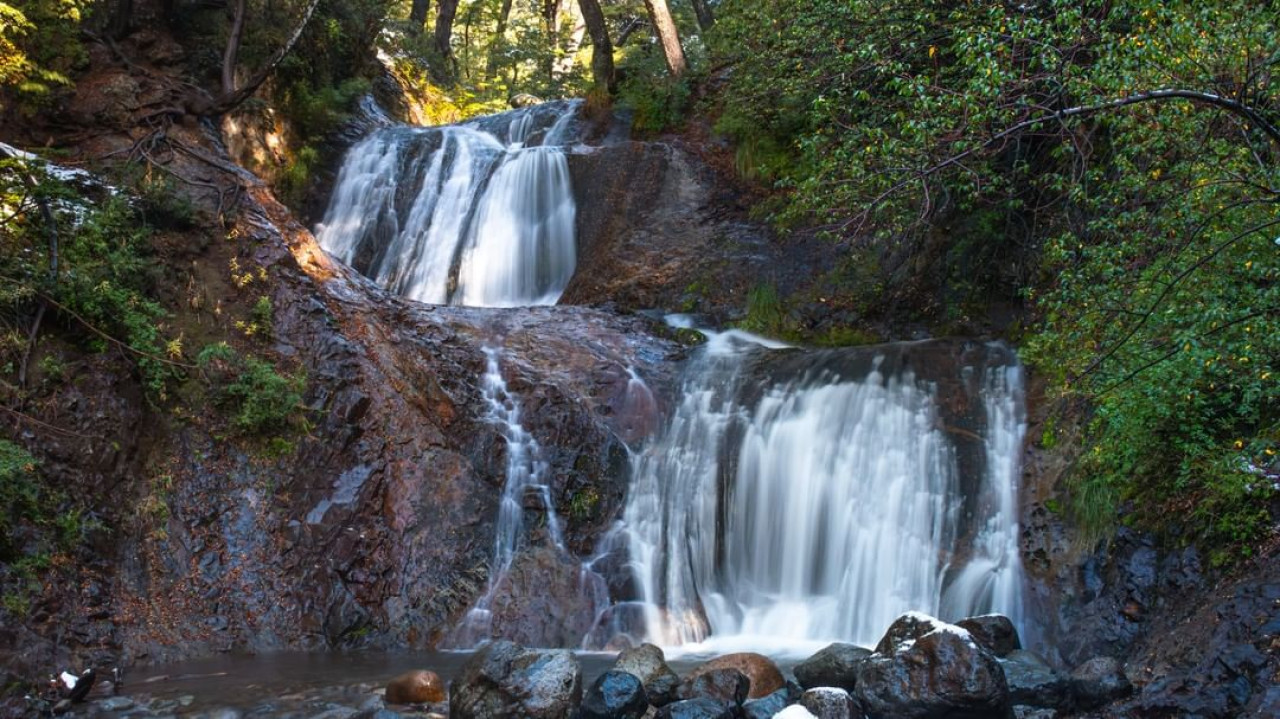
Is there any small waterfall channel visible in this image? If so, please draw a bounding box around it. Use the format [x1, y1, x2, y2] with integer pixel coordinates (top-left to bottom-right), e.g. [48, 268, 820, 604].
[453, 348, 569, 645]
[619, 327, 1027, 655]
[316, 100, 580, 307]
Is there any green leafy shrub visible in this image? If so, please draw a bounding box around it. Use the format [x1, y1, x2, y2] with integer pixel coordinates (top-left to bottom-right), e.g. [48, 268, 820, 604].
[617, 50, 692, 134]
[0, 440, 39, 560]
[0, 163, 173, 394]
[198, 342, 306, 434]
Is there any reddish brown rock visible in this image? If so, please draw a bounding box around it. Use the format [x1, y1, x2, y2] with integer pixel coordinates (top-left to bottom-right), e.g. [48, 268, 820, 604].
[386, 669, 446, 704]
[685, 653, 786, 700]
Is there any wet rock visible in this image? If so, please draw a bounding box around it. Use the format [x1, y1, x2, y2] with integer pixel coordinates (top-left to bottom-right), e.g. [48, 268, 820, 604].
[794, 643, 873, 691]
[451, 640, 583, 719]
[614, 643, 680, 706]
[1068, 656, 1131, 710]
[310, 707, 359, 719]
[676, 668, 749, 706]
[578, 670, 648, 719]
[956, 614, 1021, 657]
[352, 709, 403, 719]
[856, 614, 1010, 719]
[385, 669, 445, 704]
[999, 650, 1069, 708]
[1013, 709, 1057, 719]
[741, 688, 790, 719]
[98, 696, 134, 711]
[873, 612, 948, 654]
[487, 547, 605, 648]
[53, 699, 72, 715]
[685, 653, 785, 699]
[799, 687, 862, 719]
[654, 697, 737, 719]
[510, 94, 544, 108]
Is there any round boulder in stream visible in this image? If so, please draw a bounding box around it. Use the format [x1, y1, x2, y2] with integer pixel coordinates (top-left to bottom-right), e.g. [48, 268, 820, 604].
[955, 614, 1021, 657]
[1068, 656, 1132, 710]
[677, 668, 750, 706]
[385, 669, 446, 704]
[613, 643, 680, 706]
[685, 653, 786, 699]
[655, 697, 738, 719]
[450, 640, 583, 719]
[578, 670, 649, 719]
[795, 643, 874, 691]
[742, 688, 791, 719]
[800, 687, 864, 719]
[856, 613, 1010, 719]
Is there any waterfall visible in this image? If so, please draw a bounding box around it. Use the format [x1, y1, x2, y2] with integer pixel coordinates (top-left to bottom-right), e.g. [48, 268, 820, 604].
[623, 332, 1027, 654]
[315, 101, 580, 307]
[455, 347, 566, 643]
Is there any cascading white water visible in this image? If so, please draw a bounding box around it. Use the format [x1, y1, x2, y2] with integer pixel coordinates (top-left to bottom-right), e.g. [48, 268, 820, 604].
[455, 347, 566, 642]
[624, 332, 1027, 655]
[315, 101, 580, 307]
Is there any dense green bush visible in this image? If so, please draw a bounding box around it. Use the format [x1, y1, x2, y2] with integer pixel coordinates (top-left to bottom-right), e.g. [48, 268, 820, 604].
[0, 161, 172, 393]
[0, 439, 39, 561]
[198, 342, 306, 434]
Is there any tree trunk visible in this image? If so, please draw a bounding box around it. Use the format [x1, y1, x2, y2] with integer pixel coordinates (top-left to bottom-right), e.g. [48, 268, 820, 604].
[108, 0, 134, 40]
[221, 0, 248, 99]
[408, 0, 430, 36]
[542, 0, 561, 82]
[690, 0, 714, 31]
[486, 0, 515, 74]
[643, 0, 686, 77]
[435, 0, 459, 59]
[576, 0, 614, 91]
[205, 0, 322, 116]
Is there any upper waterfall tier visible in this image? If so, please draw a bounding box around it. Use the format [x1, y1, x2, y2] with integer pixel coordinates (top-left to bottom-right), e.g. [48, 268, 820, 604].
[316, 101, 581, 307]
[622, 334, 1027, 654]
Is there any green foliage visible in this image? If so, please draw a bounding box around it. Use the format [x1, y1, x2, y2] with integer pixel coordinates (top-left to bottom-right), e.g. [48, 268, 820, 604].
[0, 161, 173, 394]
[0, 0, 87, 111]
[737, 282, 786, 336]
[0, 439, 39, 560]
[711, 0, 1280, 556]
[281, 77, 371, 139]
[198, 342, 306, 434]
[616, 45, 695, 134]
[569, 486, 600, 521]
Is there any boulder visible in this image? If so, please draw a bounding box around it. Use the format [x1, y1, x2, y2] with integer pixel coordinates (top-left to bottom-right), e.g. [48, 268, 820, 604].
[385, 669, 446, 704]
[857, 615, 1010, 719]
[1068, 656, 1131, 710]
[684, 653, 785, 699]
[873, 612, 949, 655]
[578, 670, 649, 719]
[794, 643, 873, 691]
[955, 615, 1021, 657]
[655, 697, 738, 719]
[450, 640, 583, 719]
[741, 688, 791, 719]
[999, 651, 1069, 709]
[677, 668, 750, 706]
[799, 687, 863, 719]
[614, 643, 681, 706]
